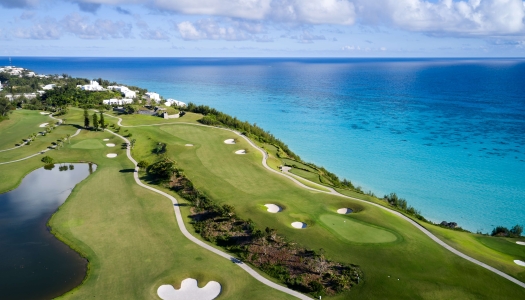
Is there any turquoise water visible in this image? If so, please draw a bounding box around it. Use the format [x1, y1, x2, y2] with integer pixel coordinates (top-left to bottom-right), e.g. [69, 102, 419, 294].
[10, 57, 525, 232]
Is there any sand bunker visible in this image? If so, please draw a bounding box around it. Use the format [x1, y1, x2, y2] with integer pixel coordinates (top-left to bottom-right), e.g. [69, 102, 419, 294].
[157, 278, 221, 300]
[39, 112, 50, 115]
[235, 150, 246, 155]
[514, 260, 525, 267]
[516, 241, 525, 246]
[103, 138, 110, 141]
[337, 208, 353, 214]
[39, 123, 49, 127]
[106, 153, 117, 158]
[291, 222, 307, 229]
[264, 204, 282, 213]
[185, 144, 194, 147]
[224, 139, 236, 144]
[106, 143, 115, 147]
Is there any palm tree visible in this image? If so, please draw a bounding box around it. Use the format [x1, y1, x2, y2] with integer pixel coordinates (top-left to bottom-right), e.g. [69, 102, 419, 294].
[130, 139, 136, 149]
[66, 134, 71, 144]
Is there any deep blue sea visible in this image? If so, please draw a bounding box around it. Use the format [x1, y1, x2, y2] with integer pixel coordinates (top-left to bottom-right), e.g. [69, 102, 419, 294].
[5, 57, 525, 232]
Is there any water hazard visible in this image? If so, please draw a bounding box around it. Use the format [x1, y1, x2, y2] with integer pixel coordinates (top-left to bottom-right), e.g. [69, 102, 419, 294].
[0, 163, 96, 299]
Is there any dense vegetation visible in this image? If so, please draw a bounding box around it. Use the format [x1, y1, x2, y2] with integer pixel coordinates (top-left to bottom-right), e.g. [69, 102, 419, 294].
[491, 225, 523, 237]
[146, 157, 362, 297]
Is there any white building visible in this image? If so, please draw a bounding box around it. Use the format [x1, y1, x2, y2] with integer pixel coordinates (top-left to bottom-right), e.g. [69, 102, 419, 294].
[165, 99, 187, 107]
[108, 85, 137, 99]
[26, 72, 36, 77]
[102, 98, 133, 105]
[43, 84, 56, 90]
[80, 80, 105, 91]
[144, 92, 161, 102]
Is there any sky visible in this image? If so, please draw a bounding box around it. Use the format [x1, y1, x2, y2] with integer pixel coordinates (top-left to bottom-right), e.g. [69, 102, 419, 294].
[1, 0, 525, 57]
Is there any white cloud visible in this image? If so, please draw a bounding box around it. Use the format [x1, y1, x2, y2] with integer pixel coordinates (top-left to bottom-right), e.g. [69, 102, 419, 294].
[4, 0, 525, 39]
[10, 13, 132, 40]
[62, 13, 132, 39]
[13, 17, 62, 39]
[140, 28, 170, 40]
[354, 0, 525, 36]
[177, 19, 260, 41]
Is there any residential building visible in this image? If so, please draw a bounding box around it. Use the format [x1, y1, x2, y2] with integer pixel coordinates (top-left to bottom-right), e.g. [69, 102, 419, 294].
[165, 99, 187, 107]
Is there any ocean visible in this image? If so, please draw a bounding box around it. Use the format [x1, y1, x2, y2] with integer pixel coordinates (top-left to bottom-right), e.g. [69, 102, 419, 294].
[6, 57, 525, 233]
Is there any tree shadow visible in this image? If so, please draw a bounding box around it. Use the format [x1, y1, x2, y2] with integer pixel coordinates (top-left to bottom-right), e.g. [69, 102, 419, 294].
[119, 169, 136, 173]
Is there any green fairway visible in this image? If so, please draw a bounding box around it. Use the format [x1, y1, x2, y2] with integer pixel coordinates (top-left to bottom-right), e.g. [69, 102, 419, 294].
[71, 138, 105, 149]
[319, 214, 398, 244]
[126, 123, 525, 299]
[2, 107, 525, 300]
[0, 110, 50, 150]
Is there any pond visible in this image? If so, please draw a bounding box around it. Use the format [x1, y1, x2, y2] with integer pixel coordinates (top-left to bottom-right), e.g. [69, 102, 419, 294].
[0, 163, 96, 299]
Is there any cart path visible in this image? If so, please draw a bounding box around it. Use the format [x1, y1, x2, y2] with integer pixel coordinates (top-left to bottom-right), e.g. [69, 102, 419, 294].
[101, 112, 525, 291]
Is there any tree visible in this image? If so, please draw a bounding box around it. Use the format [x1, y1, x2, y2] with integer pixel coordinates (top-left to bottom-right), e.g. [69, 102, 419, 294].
[137, 160, 149, 169]
[510, 225, 523, 237]
[83, 108, 90, 128]
[99, 111, 106, 131]
[130, 139, 136, 149]
[41, 156, 54, 164]
[66, 133, 71, 144]
[0, 97, 14, 117]
[92, 113, 99, 131]
[147, 158, 176, 181]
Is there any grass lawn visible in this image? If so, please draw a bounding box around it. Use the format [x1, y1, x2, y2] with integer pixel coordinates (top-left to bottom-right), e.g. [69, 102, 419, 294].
[129, 122, 525, 299]
[319, 214, 399, 244]
[426, 225, 525, 282]
[3, 108, 525, 299]
[0, 110, 50, 150]
[71, 138, 106, 149]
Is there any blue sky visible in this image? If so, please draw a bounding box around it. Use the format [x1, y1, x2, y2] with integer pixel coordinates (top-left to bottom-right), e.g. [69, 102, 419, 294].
[1, 0, 525, 57]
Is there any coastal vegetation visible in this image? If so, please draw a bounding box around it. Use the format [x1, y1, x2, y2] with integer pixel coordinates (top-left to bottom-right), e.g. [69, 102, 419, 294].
[1, 71, 524, 299]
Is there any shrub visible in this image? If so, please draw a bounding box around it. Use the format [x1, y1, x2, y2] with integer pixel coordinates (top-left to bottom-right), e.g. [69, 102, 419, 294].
[137, 160, 149, 169]
[41, 156, 54, 164]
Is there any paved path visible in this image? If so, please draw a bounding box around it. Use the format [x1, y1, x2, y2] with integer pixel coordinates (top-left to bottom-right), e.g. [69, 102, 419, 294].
[0, 129, 81, 166]
[102, 112, 525, 291]
[105, 128, 312, 300]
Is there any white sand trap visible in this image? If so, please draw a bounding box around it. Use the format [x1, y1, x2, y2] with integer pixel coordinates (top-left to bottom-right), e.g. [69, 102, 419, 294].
[235, 149, 246, 155]
[264, 204, 282, 213]
[39, 123, 49, 127]
[106, 153, 117, 158]
[516, 241, 525, 246]
[106, 143, 115, 147]
[185, 144, 194, 147]
[157, 278, 221, 300]
[224, 139, 236, 144]
[103, 138, 110, 141]
[39, 112, 50, 115]
[337, 208, 353, 214]
[514, 260, 525, 267]
[291, 222, 307, 229]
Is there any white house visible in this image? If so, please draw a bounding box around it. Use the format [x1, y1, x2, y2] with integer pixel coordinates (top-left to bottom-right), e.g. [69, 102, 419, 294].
[43, 84, 56, 90]
[80, 81, 105, 91]
[26, 72, 36, 77]
[108, 86, 137, 99]
[144, 92, 161, 102]
[165, 99, 187, 107]
[102, 98, 133, 105]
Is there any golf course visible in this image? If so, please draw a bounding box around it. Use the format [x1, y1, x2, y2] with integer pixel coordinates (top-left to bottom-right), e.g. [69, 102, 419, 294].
[1, 106, 524, 299]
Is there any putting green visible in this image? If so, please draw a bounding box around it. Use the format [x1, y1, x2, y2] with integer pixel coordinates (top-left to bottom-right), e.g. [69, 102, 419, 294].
[71, 139, 105, 149]
[319, 214, 398, 244]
